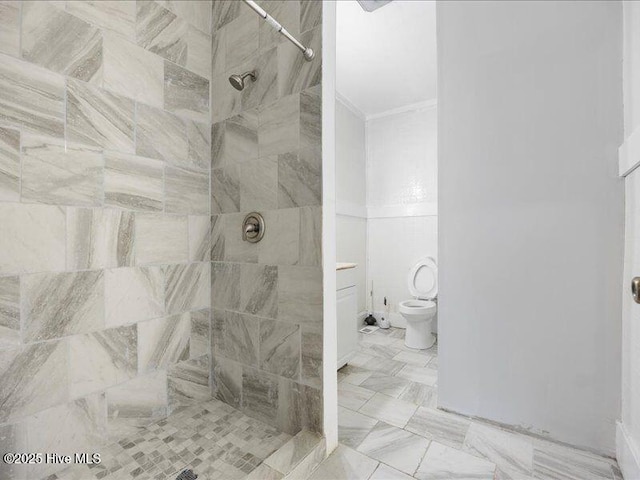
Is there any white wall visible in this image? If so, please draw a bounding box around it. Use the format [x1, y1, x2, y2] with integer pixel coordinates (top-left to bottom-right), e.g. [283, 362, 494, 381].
[438, 0, 623, 455]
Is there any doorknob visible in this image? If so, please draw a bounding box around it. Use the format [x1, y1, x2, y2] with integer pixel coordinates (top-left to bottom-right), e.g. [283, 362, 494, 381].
[632, 277, 640, 304]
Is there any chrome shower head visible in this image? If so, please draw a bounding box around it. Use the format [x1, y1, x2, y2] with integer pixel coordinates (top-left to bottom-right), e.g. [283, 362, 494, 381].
[229, 71, 256, 91]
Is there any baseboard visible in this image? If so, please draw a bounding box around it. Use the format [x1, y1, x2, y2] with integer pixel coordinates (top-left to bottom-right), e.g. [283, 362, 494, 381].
[617, 421, 640, 480]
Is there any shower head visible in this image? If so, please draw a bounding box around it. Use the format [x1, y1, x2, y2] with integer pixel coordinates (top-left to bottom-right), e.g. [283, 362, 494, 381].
[229, 71, 256, 91]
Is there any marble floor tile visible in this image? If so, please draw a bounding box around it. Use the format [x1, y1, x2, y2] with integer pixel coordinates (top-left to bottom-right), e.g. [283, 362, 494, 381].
[260, 319, 300, 379]
[399, 382, 438, 409]
[0, 52, 65, 139]
[358, 421, 430, 475]
[264, 429, 320, 474]
[22, 1, 102, 83]
[104, 151, 163, 212]
[66, 1, 136, 41]
[415, 441, 496, 480]
[134, 213, 189, 265]
[359, 372, 411, 398]
[137, 313, 190, 372]
[338, 406, 378, 449]
[0, 1, 19, 57]
[360, 331, 400, 347]
[405, 407, 471, 449]
[212, 166, 241, 214]
[164, 61, 210, 122]
[0, 276, 19, 348]
[359, 343, 403, 360]
[168, 355, 211, 410]
[396, 364, 438, 386]
[246, 463, 283, 480]
[22, 270, 104, 342]
[338, 364, 373, 385]
[532, 438, 615, 480]
[241, 264, 278, 318]
[277, 266, 323, 325]
[308, 444, 378, 480]
[164, 262, 210, 314]
[359, 393, 418, 429]
[349, 352, 407, 376]
[0, 127, 19, 201]
[339, 381, 376, 411]
[393, 350, 432, 367]
[189, 215, 212, 262]
[369, 462, 415, 480]
[211, 262, 241, 310]
[104, 266, 164, 328]
[136, 0, 187, 65]
[259, 94, 300, 157]
[212, 355, 242, 408]
[463, 422, 534, 479]
[136, 102, 188, 164]
[278, 147, 322, 208]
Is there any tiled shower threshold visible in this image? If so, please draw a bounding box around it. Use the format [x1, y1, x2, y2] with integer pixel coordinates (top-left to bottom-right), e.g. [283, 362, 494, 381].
[50, 398, 322, 480]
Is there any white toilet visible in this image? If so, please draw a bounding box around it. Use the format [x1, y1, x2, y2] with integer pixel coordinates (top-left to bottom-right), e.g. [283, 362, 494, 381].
[399, 257, 438, 349]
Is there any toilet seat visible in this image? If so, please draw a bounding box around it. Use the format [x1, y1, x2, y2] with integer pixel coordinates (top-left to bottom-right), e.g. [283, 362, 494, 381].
[407, 257, 438, 300]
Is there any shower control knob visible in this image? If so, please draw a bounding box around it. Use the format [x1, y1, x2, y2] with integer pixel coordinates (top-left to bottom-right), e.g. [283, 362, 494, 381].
[242, 212, 265, 243]
[632, 277, 640, 304]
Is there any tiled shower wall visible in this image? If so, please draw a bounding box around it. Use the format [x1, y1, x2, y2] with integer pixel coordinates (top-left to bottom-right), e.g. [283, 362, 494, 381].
[209, 1, 324, 435]
[0, 1, 213, 478]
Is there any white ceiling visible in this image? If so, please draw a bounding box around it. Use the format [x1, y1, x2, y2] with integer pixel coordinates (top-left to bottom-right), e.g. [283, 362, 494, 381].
[336, 0, 437, 117]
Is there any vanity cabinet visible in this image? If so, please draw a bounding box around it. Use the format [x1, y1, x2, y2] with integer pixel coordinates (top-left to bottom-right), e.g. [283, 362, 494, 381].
[337, 264, 358, 369]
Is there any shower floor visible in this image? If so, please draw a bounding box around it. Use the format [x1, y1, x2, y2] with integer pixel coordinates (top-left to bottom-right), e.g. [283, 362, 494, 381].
[51, 399, 291, 480]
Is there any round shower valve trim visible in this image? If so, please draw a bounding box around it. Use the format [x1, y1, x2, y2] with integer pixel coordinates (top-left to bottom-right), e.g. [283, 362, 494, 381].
[242, 212, 265, 243]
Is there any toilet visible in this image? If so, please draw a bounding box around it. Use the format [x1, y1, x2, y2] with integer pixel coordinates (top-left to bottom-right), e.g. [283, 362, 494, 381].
[399, 257, 437, 349]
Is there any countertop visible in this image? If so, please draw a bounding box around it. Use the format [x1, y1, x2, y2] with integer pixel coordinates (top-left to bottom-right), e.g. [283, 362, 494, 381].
[337, 262, 357, 271]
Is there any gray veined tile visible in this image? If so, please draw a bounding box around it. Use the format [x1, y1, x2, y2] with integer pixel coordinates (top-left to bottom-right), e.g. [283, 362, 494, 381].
[106, 370, 168, 440]
[0, 126, 19, 201]
[532, 438, 615, 480]
[190, 309, 210, 358]
[0, 1, 20, 57]
[66, 1, 137, 41]
[301, 324, 322, 388]
[278, 379, 322, 434]
[136, 0, 187, 65]
[165, 262, 210, 314]
[359, 343, 402, 360]
[104, 151, 163, 212]
[396, 364, 438, 386]
[66, 79, 135, 153]
[360, 372, 411, 399]
[308, 444, 378, 480]
[211, 70, 242, 123]
[69, 324, 138, 399]
[369, 463, 415, 480]
[211, 28, 226, 78]
[349, 352, 406, 377]
[415, 442, 496, 480]
[134, 213, 189, 265]
[240, 157, 278, 212]
[278, 146, 322, 208]
[213, 309, 259, 366]
[168, 354, 211, 410]
[213, 110, 260, 168]
[136, 103, 188, 164]
[338, 382, 376, 411]
[259, 208, 300, 266]
[186, 26, 212, 80]
[393, 350, 432, 367]
[165, 166, 210, 215]
[242, 366, 279, 425]
[189, 216, 212, 262]
[259, 319, 300, 379]
[241, 264, 278, 318]
[21, 135, 103, 207]
[338, 406, 378, 449]
[211, 215, 226, 261]
[242, 47, 278, 111]
[399, 382, 438, 409]
[187, 120, 211, 171]
[21, 1, 103, 84]
[0, 340, 68, 423]
[264, 429, 320, 475]
[22, 270, 104, 342]
[358, 421, 430, 475]
[212, 355, 242, 408]
[225, 10, 259, 71]
[299, 206, 322, 267]
[103, 31, 163, 108]
[164, 61, 210, 122]
[137, 312, 190, 372]
[0, 276, 19, 349]
[278, 26, 321, 97]
[260, 1, 300, 54]
[259, 94, 300, 157]
[223, 212, 259, 263]
[0, 53, 65, 139]
[212, 166, 240, 214]
[212, 0, 242, 32]
[338, 364, 373, 386]
[211, 262, 240, 310]
[300, 86, 322, 150]
[67, 208, 135, 270]
[405, 406, 471, 449]
[278, 266, 322, 325]
[300, 0, 322, 34]
[104, 266, 164, 328]
[359, 393, 418, 429]
[0, 421, 27, 480]
[162, 1, 211, 35]
[246, 464, 284, 480]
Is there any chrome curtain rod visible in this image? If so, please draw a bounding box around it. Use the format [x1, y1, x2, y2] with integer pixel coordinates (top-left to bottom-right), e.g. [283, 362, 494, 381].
[241, 0, 315, 61]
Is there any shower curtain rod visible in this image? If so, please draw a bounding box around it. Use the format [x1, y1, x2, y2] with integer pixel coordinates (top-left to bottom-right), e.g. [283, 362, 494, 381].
[241, 0, 315, 61]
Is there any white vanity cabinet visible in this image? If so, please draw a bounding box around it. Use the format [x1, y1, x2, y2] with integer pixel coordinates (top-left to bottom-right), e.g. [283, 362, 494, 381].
[337, 263, 358, 369]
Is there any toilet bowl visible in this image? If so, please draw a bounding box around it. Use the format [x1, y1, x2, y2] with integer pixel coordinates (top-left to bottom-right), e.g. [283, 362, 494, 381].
[399, 257, 437, 349]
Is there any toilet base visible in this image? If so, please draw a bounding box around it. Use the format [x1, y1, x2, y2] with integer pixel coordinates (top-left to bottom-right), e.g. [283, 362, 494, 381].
[405, 319, 435, 350]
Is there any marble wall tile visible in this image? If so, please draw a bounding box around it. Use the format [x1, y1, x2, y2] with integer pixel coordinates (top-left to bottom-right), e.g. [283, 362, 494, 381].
[278, 26, 321, 97]
[212, 110, 259, 169]
[211, 28, 226, 78]
[225, 11, 259, 71]
[135, 213, 189, 265]
[300, 1, 322, 34]
[0, 53, 65, 139]
[165, 262, 211, 314]
[137, 312, 190, 372]
[187, 27, 212, 80]
[22, 270, 104, 342]
[66, 1, 136, 41]
[300, 86, 322, 150]
[211, 70, 242, 123]
[105, 266, 164, 328]
[242, 47, 278, 111]
[103, 32, 163, 108]
[278, 266, 322, 325]
[165, 166, 210, 214]
[66, 79, 135, 153]
[212, 166, 241, 214]
[213, 309, 259, 365]
[0, 276, 19, 348]
[259, 208, 300, 265]
[242, 366, 279, 425]
[104, 151, 163, 212]
[223, 212, 259, 263]
[106, 370, 168, 440]
[187, 120, 212, 170]
[136, 0, 187, 65]
[241, 264, 278, 318]
[212, 0, 242, 32]
[164, 61, 210, 122]
[190, 309, 210, 358]
[67, 208, 135, 270]
[259, 94, 300, 157]
[0, 203, 65, 275]
[161, 0, 211, 34]
[0, 340, 68, 423]
[0, 126, 19, 201]
[168, 354, 211, 410]
[212, 355, 242, 408]
[301, 324, 322, 388]
[277, 379, 322, 434]
[136, 102, 188, 164]
[25, 393, 107, 479]
[211, 215, 226, 261]
[189, 216, 212, 262]
[278, 146, 322, 208]
[260, 319, 300, 379]
[299, 206, 322, 266]
[22, 1, 103, 84]
[69, 325, 137, 399]
[0, 421, 27, 480]
[240, 157, 278, 211]
[0, 1, 20, 56]
[211, 262, 240, 310]
[21, 135, 103, 206]
[260, 2, 300, 53]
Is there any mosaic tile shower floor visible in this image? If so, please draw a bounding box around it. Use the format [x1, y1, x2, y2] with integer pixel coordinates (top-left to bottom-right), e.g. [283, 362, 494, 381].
[51, 399, 291, 480]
